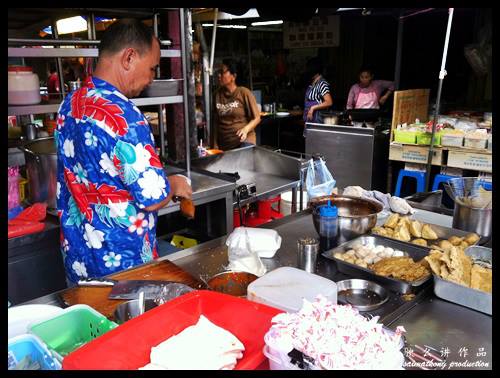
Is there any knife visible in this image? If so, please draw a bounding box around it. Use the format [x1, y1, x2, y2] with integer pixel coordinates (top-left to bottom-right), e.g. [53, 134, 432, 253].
[78, 278, 177, 300]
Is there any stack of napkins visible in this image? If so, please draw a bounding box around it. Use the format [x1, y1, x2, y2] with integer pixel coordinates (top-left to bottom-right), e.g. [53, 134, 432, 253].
[139, 315, 244, 370]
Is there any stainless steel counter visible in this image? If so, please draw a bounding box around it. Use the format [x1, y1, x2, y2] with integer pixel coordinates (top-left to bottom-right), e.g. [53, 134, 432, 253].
[167, 208, 492, 369]
[19, 206, 491, 369]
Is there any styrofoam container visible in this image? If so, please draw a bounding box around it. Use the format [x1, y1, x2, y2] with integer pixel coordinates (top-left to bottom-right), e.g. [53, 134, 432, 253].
[247, 267, 337, 313]
[8, 304, 64, 340]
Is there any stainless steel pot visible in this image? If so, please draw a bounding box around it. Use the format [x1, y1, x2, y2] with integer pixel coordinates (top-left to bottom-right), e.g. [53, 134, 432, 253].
[311, 195, 383, 244]
[19, 137, 57, 209]
[452, 201, 492, 243]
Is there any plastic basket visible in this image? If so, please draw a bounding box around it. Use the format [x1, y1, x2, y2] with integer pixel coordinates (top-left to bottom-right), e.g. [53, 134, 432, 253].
[62, 290, 283, 370]
[416, 132, 442, 146]
[441, 133, 464, 147]
[393, 129, 417, 144]
[28, 304, 118, 362]
[8, 334, 61, 370]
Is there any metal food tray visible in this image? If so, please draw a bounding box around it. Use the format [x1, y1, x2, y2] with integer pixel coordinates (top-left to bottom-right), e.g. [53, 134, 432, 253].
[373, 222, 482, 248]
[322, 235, 431, 294]
[433, 246, 492, 315]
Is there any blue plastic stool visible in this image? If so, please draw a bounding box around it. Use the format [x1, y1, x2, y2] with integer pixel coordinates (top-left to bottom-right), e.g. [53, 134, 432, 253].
[481, 181, 492, 191]
[394, 169, 426, 197]
[432, 174, 461, 191]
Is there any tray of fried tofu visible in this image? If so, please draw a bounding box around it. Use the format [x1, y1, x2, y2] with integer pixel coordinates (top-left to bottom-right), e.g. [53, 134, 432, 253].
[323, 235, 432, 294]
[425, 245, 492, 315]
[372, 212, 481, 250]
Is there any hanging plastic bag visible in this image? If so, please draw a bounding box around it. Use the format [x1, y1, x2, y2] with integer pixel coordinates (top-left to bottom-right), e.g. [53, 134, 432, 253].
[305, 158, 336, 199]
[226, 227, 266, 277]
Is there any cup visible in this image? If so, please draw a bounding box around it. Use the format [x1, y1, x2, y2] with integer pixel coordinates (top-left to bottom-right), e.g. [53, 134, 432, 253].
[297, 237, 319, 273]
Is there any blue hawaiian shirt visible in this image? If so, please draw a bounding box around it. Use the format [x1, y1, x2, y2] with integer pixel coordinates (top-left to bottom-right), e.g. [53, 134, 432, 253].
[55, 76, 170, 283]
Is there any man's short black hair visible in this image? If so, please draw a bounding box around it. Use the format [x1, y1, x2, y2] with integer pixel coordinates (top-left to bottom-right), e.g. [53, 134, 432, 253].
[99, 18, 157, 57]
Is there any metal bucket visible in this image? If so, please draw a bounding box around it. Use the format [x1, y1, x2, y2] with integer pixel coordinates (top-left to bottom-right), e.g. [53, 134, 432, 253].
[452, 201, 492, 243]
[19, 137, 57, 209]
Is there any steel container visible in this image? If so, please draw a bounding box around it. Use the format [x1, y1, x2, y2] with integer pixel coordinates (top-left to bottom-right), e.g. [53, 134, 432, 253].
[311, 195, 382, 244]
[452, 200, 492, 243]
[20, 137, 57, 209]
[113, 299, 158, 324]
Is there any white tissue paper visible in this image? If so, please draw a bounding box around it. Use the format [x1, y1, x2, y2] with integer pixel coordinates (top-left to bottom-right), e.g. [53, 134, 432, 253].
[226, 227, 282, 259]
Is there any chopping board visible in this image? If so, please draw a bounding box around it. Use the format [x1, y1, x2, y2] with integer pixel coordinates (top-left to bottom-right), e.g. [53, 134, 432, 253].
[61, 260, 206, 320]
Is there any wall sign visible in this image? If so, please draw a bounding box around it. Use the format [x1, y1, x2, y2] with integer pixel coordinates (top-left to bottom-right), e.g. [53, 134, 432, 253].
[283, 16, 340, 49]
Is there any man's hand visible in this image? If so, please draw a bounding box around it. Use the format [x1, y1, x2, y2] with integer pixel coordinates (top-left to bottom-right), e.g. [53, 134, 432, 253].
[169, 175, 193, 199]
[236, 126, 249, 142]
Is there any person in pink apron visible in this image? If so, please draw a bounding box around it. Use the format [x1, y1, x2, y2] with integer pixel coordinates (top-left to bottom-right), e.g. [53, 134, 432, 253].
[346, 67, 394, 110]
[303, 58, 333, 133]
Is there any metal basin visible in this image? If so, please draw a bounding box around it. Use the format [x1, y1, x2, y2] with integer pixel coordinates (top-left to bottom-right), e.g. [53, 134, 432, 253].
[113, 299, 158, 324]
[310, 195, 382, 243]
[336, 278, 389, 311]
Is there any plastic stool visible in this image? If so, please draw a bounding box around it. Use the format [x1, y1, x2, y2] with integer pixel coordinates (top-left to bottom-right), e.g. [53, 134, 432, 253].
[394, 169, 426, 197]
[432, 174, 461, 191]
[481, 181, 492, 191]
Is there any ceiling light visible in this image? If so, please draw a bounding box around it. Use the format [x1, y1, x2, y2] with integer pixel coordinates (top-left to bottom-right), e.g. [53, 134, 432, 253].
[56, 16, 88, 34]
[251, 20, 283, 26]
[202, 23, 247, 29]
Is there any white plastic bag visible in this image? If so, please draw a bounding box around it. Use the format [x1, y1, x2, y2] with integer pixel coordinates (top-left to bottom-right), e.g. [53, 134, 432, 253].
[226, 227, 281, 258]
[226, 228, 267, 277]
[305, 158, 336, 199]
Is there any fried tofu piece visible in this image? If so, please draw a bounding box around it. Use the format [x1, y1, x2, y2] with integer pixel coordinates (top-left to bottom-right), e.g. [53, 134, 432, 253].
[464, 233, 480, 245]
[384, 213, 400, 229]
[448, 236, 463, 246]
[448, 246, 473, 287]
[412, 238, 428, 247]
[421, 224, 438, 240]
[470, 264, 492, 293]
[438, 240, 454, 251]
[459, 241, 470, 249]
[409, 220, 423, 238]
[440, 265, 450, 279]
[425, 252, 443, 276]
[393, 224, 411, 242]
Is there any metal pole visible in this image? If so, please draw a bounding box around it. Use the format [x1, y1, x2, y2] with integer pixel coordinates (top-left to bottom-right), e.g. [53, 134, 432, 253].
[196, 22, 212, 146]
[209, 8, 218, 74]
[180, 8, 191, 178]
[247, 29, 253, 91]
[394, 15, 404, 90]
[153, 13, 161, 78]
[425, 8, 454, 192]
[51, 20, 66, 99]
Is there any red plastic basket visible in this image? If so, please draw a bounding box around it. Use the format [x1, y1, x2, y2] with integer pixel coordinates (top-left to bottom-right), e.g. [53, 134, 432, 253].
[62, 290, 283, 370]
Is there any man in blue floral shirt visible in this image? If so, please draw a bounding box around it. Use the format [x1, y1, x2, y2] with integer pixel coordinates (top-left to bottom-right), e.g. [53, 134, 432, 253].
[55, 19, 192, 283]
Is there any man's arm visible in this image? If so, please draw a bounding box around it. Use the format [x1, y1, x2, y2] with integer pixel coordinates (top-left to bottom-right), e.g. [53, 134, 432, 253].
[144, 175, 192, 212]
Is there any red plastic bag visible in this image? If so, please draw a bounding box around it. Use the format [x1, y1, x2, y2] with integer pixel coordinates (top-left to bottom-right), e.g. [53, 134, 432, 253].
[15, 203, 47, 222]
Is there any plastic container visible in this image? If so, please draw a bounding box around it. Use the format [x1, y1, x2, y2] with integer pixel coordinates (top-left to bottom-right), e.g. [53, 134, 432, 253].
[8, 334, 61, 370]
[393, 129, 417, 144]
[8, 304, 63, 340]
[441, 132, 464, 147]
[416, 131, 442, 146]
[61, 291, 283, 370]
[247, 267, 337, 313]
[8, 66, 41, 105]
[28, 304, 118, 362]
[280, 190, 308, 216]
[464, 134, 488, 149]
[316, 202, 339, 239]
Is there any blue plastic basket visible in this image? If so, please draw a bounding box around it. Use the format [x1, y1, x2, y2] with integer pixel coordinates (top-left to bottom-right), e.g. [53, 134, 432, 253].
[8, 334, 61, 370]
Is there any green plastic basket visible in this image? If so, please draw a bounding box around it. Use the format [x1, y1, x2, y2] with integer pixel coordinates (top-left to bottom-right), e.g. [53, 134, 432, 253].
[416, 131, 442, 146]
[393, 129, 417, 144]
[28, 305, 118, 361]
